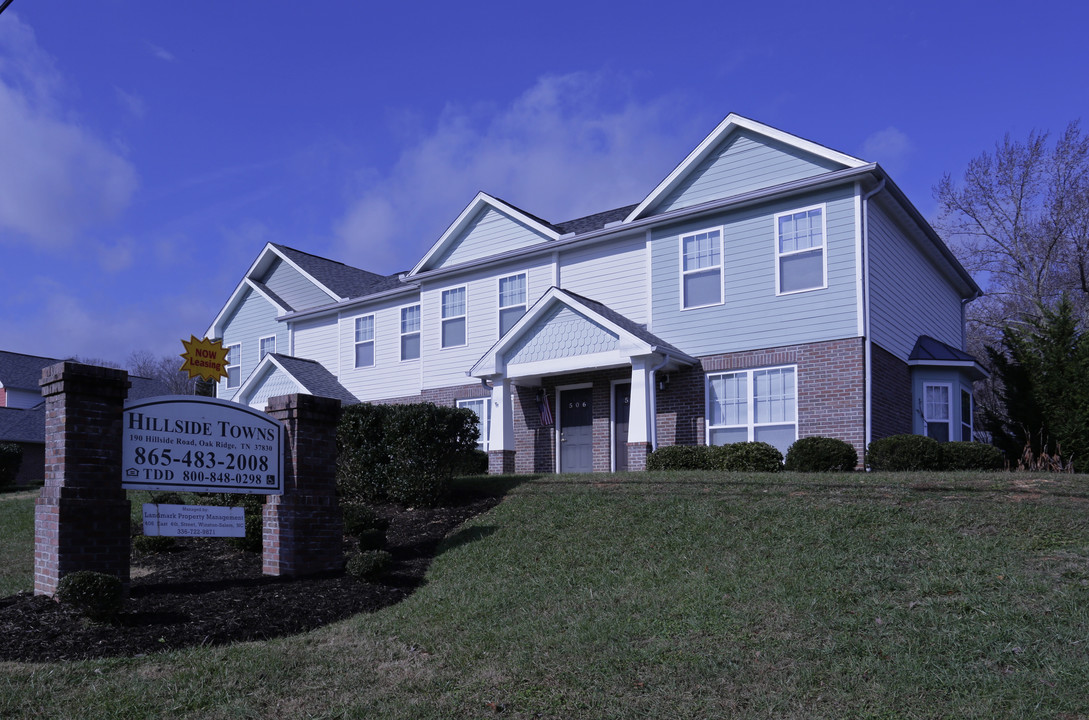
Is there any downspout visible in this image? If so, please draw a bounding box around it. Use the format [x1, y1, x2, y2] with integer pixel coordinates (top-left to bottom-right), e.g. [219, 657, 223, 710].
[860, 178, 886, 462]
[648, 352, 671, 451]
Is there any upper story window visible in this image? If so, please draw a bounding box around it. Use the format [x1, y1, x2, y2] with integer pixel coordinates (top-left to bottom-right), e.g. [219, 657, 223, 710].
[680, 228, 723, 309]
[775, 205, 826, 294]
[441, 287, 467, 348]
[354, 315, 375, 368]
[707, 365, 797, 456]
[923, 383, 951, 442]
[400, 305, 421, 361]
[259, 336, 276, 359]
[457, 397, 490, 452]
[498, 273, 527, 337]
[226, 343, 241, 389]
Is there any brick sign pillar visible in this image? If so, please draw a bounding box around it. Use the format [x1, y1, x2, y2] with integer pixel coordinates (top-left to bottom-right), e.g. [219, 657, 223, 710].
[34, 362, 131, 596]
[262, 394, 344, 576]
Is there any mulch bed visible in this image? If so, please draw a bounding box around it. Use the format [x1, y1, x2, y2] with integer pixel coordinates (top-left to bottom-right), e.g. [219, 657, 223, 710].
[0, 490, 501, 663]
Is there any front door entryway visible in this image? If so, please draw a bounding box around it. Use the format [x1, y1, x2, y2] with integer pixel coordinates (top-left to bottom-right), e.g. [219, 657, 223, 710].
[559, 387, 593, 473]
[613, 383, 630, 472]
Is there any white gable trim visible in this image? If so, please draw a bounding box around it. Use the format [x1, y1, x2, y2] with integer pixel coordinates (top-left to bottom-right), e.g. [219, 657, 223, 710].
[625, 113, 867, 223]
[266, 245, 343, 302]
[408, 192, 561, 277]
[234, 354, 305, 407]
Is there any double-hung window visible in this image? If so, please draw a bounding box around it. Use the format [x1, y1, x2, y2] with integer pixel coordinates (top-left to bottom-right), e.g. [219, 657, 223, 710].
[259, 335, 276, 359]
[498, 273, 527, 337]
[400, 305, 421, 361]
[960, 389, 973, 442]
[226, 343, 241, 389]
[441, 287, 467, 348]
[354, 315, 375, 368]
[680, 228, 723, 309]
[924, 383, 952, 442]
[457, 398, 490, 452]
[707, 365, 797, 455]
[775, 205, 826, 294]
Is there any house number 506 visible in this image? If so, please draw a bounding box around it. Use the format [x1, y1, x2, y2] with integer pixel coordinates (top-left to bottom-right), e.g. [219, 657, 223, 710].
[568, 402, 588, 409]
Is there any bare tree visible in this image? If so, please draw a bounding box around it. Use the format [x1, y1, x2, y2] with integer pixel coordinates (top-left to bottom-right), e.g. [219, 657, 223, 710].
[935, 121, 1089, 348]
[128, 350, 198, 395]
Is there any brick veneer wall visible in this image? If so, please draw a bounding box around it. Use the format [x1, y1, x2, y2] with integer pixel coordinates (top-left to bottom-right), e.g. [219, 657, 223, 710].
[34, 362, 131, 596]
[262, 394, 344, 577]
[871, 342, 912, 441]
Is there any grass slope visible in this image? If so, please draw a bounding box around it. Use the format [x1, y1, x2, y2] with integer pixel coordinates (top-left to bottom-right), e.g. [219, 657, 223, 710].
[1, 472, 1087, 719]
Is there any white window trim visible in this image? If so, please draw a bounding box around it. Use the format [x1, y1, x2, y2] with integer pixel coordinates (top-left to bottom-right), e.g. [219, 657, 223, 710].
[399, 303, 421, 362]
[440, 286, 468, 350]
[923, 382, 953, 441]
[678, 226, 725, 310]
[226, 343, 242, 389]
[259, 335, 276, 359]
[457, 397, 490, 452]
[705, 364, 798, 446]
[497, 271, 529, 337]
[774, 203, 828, 296]
[353, 314, 375, 369]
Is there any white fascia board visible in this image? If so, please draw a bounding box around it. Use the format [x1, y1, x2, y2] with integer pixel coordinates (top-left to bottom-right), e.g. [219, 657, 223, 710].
[907, 358, 990, 379]
[245, 279, 292, 315]
[625, 113, 868, 223]
[267, 245, 342, 302]
[407, 192, 561, 277]
[234, 355, 304, 405]
[206, 243, 282, 338]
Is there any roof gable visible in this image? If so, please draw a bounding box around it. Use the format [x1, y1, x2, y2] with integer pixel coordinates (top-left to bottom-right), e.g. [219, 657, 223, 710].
[409, 193, 561, 276]
[627, 114, 866, 222]
[234, 353, 357, 408]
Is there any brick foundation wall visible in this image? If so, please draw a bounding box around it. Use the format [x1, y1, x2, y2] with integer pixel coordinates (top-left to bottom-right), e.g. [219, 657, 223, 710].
[871, 342, 912, 441]
[34, 362, 131, 597]
[262, 394, 344, 577]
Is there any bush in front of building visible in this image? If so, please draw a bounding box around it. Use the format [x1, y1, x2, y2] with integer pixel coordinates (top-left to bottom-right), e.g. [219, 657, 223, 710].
[342, 502, 389, 550]
[712, 441, 784, 472]
[0, 443, 23, 488]
[867, 434, 943, 471]
[55, 570, 124, 622]
[337, 402, 480, 506]
[132, 534, 176, 555]
[346, 550, 392, 581]
[646, 444, 716, 471]
[939, 441, 1005, 471]
[784, 437, 859, 472]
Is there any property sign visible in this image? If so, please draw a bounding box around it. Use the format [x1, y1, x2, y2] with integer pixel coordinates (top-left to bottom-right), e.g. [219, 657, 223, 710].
[179, 335, 230, 382]
[122, 396, 283, 495]
[143, 503, 246, 537]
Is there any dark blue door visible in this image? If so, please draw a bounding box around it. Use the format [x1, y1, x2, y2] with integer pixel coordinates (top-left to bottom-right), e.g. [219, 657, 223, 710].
[560, 388, 593, 473]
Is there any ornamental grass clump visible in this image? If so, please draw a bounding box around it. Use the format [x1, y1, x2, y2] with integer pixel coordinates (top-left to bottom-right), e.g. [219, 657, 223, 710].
[56, 571, 124, 622]
[784, 436, 858, 472]
[867, 434, 943, 471]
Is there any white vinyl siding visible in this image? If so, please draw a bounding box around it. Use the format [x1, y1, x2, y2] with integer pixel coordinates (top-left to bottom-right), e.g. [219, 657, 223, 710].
[338, 295, 422, 402]
[441, 287, 467, 348]
[707, 365, 797, 456]
[498, 273, 527, 337]
[354, 315, 375, 368]
[261, 257, 336, 310]
[216, 286, 285, 400]
[775, 205, 826, 294]
[400, 305, 421, 361]
[434, 207, 550, 269]
[680, 228, 724, 309]
[292, 315, 339, 373]
[457, 397, 490, 452]
[558, 234, 648, 323]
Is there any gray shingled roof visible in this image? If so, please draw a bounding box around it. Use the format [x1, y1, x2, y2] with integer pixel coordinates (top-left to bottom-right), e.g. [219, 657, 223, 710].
[0, 405, 45, 444]
[267, 353, 358, 405]
[909, 335, 977, 363]
[272, 244, 403, 299]
[554, 204, 639, 235]
[561, 289, 695, 362]
[0, 351, 63, 392]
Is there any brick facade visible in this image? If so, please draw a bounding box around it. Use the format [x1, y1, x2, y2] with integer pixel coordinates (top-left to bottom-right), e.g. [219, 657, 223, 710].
[871, 342, 912, 441]
[262, 394, 344, 577]
[34, 362, 131, 597]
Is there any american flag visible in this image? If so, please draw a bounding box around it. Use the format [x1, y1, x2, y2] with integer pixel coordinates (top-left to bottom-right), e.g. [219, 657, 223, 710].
[538, 390, 554, 427]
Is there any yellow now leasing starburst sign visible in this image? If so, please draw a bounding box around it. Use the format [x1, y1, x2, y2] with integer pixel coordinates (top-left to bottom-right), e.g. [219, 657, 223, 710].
[179, 336, 229, 382]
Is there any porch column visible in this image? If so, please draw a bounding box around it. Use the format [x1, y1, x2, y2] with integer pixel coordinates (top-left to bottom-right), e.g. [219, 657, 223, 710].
[627, 356, 653, 471]
[487, 378, 516, 474]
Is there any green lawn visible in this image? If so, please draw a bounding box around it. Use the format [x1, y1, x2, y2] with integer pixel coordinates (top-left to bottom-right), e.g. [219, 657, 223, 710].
[2, 471, 1087, 719]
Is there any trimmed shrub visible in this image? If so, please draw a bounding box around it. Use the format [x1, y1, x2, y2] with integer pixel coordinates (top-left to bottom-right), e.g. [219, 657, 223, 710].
[646, 445, 716, 471]
[132, 534, 176, 554]
[867, 434, 943, 471]
[785, 437, 859, 472]
[342, 503, 390, 536]
[453, 449, 489, 477]
[201, 493, 264, 552]
[0, 443, 23, 488]
[940, 441, 1004, 471]
[356, 528, 387, 551]
[346, 550, 392, 581]
[56, 571, 123, 621]
[713, 442, 784, 472]
[337, 402, 480, 506]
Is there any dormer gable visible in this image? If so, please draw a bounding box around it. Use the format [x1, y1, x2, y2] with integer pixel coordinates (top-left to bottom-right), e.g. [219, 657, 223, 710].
[627, 114, 867, 222]
[409, 192, 561, 276]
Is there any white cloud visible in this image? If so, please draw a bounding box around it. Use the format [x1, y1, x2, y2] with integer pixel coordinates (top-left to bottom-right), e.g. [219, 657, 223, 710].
[0, 14, 138, 248]
[114, 86, 146, 119]
[332, 72, 704, 273]
[145, 41, 176, 62]
[861, 126, 913, 167]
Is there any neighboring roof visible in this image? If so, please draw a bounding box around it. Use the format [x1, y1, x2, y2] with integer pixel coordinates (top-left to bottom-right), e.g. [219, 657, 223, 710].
[0, 351, 63, 392]
[270, 244, 402, 299]
[128, 375, 173, 400]
[0, 405, 45, 444]
[554, 205, 639, 236]
[236, 353, 358, 406]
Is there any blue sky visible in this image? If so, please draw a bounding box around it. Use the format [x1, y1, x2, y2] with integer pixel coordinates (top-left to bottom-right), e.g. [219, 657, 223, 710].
[1, 1, 1086, 367]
